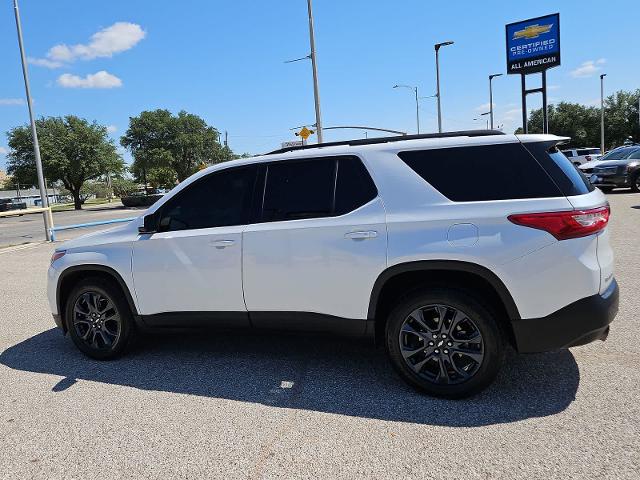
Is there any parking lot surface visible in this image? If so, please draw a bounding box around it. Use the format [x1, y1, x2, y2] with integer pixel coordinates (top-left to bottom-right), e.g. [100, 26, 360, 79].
[0, 202, 142, 247]
[1, 192, 638, 479]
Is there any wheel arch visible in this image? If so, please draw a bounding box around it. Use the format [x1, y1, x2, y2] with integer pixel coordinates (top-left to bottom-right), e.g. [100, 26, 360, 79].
[57, 264, 139, 332]
[368, 260, 520, 344]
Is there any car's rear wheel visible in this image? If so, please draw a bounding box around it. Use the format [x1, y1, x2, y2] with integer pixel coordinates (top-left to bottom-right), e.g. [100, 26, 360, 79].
[385, 288, 504, 398]
[65, 277, 135, 360]
[599, 186, 613, 193]
[631, 173, 640, 193]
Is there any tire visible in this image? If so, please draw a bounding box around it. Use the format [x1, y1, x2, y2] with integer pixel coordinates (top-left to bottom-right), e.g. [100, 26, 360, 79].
[385, 287, 504, 399]
[64, 276, 136, 360]
[631, 173, 640, 193]
[599, 187, 613, 193]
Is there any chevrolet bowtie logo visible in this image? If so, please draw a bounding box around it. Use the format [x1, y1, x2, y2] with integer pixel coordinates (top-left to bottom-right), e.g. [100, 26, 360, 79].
[513, 23, 553, 40]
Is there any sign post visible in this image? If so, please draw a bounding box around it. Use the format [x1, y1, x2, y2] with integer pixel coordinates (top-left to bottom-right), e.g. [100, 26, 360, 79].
[506, 13, 560, 134]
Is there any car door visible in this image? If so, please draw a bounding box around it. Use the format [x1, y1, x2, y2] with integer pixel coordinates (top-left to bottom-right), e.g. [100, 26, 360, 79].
[242, 155, 387, 333]
[132, 164, 258, 326]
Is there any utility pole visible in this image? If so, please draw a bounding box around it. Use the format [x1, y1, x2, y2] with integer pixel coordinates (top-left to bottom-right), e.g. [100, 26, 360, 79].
[600, 73, 607, 154]
[393, 85, 420, 134]
[435, 41, 454, 133]
[489, 73, 503, 130]
[307, 0, 323, 143]
[224, 130, 228, 147]
[13, 0, 51, 240]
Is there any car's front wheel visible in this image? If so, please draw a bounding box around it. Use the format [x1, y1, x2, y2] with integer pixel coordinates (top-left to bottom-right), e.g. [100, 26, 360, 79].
[385, 288, 504, 399]
[65, 277, 135, 360]
[631, 173, 640, 193]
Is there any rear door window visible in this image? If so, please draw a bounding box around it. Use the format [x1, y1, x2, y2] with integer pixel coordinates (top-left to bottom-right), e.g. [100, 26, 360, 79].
[398, 143, 563, 201]
[260, 156, 377, 222]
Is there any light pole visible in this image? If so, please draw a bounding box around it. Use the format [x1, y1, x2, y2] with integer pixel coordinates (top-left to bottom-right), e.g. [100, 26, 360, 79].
[393, 85, 420, 134]
[489, 73, 503, 130]
[435, 41, 454, 133]
[600, 73, 607, 154]
[306, 0, 323, 143]
[13, 0, 51, 240]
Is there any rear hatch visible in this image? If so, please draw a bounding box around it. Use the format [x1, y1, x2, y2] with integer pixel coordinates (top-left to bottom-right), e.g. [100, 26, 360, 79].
[520, 139, 613, 294]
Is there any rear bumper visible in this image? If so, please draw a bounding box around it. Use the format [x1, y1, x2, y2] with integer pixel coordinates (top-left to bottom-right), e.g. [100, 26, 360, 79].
[511, 279, 619, 353]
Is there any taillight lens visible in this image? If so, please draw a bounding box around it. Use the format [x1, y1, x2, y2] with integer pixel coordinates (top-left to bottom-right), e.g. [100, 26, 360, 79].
[51, 250, 66, 264]
[508, 206, 610, 240]
[585, 155, 591, 161]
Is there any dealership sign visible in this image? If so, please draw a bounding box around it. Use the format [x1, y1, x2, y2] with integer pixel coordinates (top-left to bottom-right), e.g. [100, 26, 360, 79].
[506, 13, 560, 74]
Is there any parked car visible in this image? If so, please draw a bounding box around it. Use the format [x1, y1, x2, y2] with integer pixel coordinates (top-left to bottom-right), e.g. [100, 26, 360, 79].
[0, 198, 27, 213]
[580, 145, 640, 192]
[48, 131, 618, 398]
[561, 147, 602, 166]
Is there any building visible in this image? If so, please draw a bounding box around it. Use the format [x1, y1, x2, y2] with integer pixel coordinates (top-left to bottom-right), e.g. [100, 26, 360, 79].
[0, 187, 63, 207]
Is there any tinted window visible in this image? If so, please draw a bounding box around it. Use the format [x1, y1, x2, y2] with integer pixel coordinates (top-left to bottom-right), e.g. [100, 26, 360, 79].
[334, 157, 377, 215]
[577, 148, 600, 156]
[398, 143, 562, 201]
[159, 165, 257, 231]
[262, 159, 336, 221]
[601, 147, 637, 160]
[629, 150, 640, 159]
[561, 150, 575, 157]
[523, 144, 594, 195]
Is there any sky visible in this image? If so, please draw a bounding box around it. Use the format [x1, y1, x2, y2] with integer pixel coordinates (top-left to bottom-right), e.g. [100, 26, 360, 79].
[1, 0, 639, 171]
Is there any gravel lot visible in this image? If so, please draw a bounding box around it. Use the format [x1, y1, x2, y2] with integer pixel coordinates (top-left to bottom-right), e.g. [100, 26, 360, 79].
[1, 192, 638, 479]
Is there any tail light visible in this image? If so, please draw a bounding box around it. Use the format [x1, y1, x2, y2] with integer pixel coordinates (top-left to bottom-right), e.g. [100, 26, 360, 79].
[508, 206, 610, 240]
[585, 155, 592, 161]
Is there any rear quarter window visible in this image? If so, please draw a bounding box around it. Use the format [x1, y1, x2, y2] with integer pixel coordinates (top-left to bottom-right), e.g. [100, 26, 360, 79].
[398, 143, 563, 201]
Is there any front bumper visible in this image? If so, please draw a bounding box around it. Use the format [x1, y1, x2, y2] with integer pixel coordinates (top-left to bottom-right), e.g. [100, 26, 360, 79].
[588, 172, 630, 188]
[510, 279, 619, 353]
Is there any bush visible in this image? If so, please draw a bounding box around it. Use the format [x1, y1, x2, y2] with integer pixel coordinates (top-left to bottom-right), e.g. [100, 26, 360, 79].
[121, 194, 163, 208]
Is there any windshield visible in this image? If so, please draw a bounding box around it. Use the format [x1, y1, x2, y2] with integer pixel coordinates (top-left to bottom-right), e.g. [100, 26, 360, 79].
[601, 147, 638, 160]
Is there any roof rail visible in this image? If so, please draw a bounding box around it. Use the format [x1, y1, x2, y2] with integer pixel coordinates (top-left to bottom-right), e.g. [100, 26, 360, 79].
[266, 130, 506, 155]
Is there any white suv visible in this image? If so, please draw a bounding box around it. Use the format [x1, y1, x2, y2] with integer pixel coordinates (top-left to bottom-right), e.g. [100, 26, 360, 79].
[47, 131, 618, 398]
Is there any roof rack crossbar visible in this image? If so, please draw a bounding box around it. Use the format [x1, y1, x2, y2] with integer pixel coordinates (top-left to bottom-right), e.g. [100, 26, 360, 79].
[266, 130, 505, 155]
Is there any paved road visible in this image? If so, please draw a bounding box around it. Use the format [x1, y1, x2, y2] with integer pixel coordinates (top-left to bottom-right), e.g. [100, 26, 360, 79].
[0, 202, 143, 247]
[0, 192, 638, 479]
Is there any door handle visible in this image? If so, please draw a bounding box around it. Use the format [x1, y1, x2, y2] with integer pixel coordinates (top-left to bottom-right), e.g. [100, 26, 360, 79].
[210, 239, 236, 248]
[344, 230, 378, 240]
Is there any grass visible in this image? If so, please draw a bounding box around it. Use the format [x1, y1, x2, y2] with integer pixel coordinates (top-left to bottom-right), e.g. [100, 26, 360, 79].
[50, 198, 116, 212]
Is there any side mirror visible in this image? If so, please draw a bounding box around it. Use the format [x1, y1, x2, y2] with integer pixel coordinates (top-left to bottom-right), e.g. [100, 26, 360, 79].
[138, 213, 158, 234]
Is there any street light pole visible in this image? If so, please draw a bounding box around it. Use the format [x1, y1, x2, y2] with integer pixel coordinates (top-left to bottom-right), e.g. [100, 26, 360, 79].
[393, 85, 420, 134]
[306, 0, 323, 143]
[600, 73, 607, 154]
[434, 41, 454, 133]
[13, 0, 51, 240]
[489, 73, 503, 130]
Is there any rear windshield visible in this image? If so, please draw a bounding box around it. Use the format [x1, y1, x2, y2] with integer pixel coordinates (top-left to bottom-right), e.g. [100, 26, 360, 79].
[522, 144, 594, 196]
[577, 148, 600, 156]
[601, 147, 638, 160]
[398, 143, 563, 201]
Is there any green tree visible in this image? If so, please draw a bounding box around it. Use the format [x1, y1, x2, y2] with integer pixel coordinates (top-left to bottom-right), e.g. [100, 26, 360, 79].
[111, 177, 138, 197]
[6, 116, 124, 209]
[518, 89, 640, 150]
[121, 109, 231, 188]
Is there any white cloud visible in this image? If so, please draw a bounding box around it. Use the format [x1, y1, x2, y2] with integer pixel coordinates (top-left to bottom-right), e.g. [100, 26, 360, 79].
[0, 98, 25, 105]
[27, 57, 63, 68]
[548, 84, 561, 91]
[502, 108, 522, 121]
[475, 102, 494, 112]
[106, 125, 117, 133]
[571, 59, 606, 78]
[57, 71, 123, 89]
[0, 147, 8, 155]
[30, 22, 145, 68]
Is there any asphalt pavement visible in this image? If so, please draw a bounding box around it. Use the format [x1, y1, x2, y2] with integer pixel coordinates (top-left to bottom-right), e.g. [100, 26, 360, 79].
[0, 192, 638, 479]
[0, 202, 143, 247]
